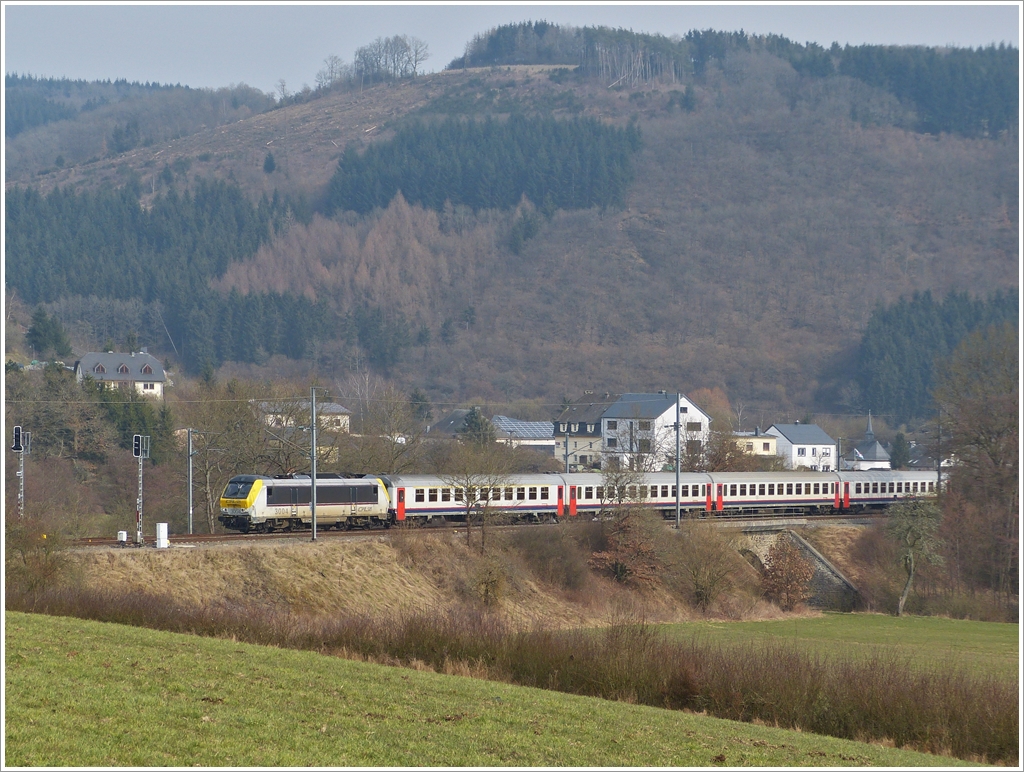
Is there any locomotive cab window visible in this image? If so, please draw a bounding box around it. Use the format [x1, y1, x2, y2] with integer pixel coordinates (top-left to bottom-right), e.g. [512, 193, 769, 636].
[224, 479, 255, 499]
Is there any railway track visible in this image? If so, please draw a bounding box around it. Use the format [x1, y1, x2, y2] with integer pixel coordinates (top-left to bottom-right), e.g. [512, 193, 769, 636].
[74, 511, 879, 549]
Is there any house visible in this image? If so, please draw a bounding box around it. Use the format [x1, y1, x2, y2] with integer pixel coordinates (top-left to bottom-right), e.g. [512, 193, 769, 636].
[553, 393, 612, 471]
[556, 391, 712, 472]
[257, 400, 351, 433]
[491, 415, 556, 454]
[428, 409, 472, 438]
[75, 350, 167, 399]
[847, 412, 891, 471]
[734, 428, 778, 456]
[765, 422, 837, 471]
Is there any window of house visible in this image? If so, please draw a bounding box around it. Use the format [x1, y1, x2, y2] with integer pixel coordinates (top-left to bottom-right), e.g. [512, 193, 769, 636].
[746, 442, 754, 452]
[587, 424, 594, 432]
[607, 437, 617, 448]
[143, 383, 154, 390]
[571, 423, 578, 432]
[529, 487, 537, 500]
[680, 406, 688, 414]
[638, 439, 651, 453]
[821, 448, 830, 456]
[639, 420, 651, 430]
[607, 420, 617, 430]
[763, 442, 771, 452]
[811, 447, 818, 456]
[94, 364, 105, 373]
[797, 448, 807, 457]
[118, 364, 130, 374]
[559, 423, 567, 433]
[141, 364, 153, 374]
[686, 422, 701, 433]
[415, 489, 425, 503]
[686, 440, 701, 456]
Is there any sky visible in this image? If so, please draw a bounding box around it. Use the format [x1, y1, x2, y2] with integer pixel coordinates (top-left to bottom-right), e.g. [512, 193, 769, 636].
[3, 3, 1021, 95]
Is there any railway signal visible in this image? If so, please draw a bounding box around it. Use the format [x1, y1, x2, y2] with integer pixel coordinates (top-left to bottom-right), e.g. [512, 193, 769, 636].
[133, 435, 150, 545]
[11, 426, 30, 518]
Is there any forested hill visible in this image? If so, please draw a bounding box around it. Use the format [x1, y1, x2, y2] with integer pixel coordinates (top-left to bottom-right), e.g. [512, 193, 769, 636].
[450, 23, 1018, 138]
[4, 25, 1018, 421]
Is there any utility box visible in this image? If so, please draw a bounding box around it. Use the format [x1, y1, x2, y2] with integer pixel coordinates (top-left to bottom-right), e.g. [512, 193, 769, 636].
[156, 523, 169, 549]
[117, 530, 128, 545]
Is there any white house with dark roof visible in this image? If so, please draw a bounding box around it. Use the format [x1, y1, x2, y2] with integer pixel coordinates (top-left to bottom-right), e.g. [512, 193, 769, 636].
[601, 392, 711, 471]
[765, 422, 837, 471]
[491, 415, 555, 453]
[75, 350, 166, 399]
[257, 400, 351, 432]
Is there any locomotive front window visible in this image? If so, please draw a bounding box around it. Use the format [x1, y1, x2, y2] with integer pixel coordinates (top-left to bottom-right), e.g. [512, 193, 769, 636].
[224, 480, 254, 498]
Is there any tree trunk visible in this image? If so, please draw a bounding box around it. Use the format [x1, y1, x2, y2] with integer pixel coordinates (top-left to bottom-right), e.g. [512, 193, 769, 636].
[897, 551, 915, 616]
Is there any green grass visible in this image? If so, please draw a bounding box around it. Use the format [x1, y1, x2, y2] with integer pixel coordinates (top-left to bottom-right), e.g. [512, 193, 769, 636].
[660, 612, 1019, 680]
[5, 612, 976, 767]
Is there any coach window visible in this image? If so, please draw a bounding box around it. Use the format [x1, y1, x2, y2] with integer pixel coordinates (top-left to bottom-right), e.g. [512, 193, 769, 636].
[796, 483, 802, 495]
[529, 487, 538, 500]
[928, 482, 934, 492]
[501, 487, 511, 500]
[912, 482, 918, 493]
[726, 484, 734, 497]
[786, 483, 793, 495]
[759, 484, 766, 496]
[428, 488, 438, 502]
[441, 488, 451, 502]
[455, 488, 464, 502]
[871, 482, 878, 493]
[889, 482, 895, 493]
[628, 485, 638, 499]
[650, 485, 658, 498]
[855, 483, 861, 494]
[896, 482, 903, 493]
[595, 486, 604, 499]
[584, 486, 593, 499]
[739, 484, 746, 496]
[415, 488, 425, 503]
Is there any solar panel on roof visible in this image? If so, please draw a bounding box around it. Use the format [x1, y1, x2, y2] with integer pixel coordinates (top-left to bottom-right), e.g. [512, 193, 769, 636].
[491, 415, 554, 439]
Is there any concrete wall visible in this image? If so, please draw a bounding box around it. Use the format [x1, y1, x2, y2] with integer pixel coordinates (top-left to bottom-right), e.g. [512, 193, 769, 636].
[740, 527, 859, 611]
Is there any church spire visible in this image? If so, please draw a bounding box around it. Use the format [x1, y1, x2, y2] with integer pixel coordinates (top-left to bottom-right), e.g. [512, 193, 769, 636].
[865, 411, 875, 442]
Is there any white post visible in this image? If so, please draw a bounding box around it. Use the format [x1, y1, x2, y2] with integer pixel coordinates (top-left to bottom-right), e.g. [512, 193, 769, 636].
[675, 392, 681, 529]
[310, 387, 318, 541]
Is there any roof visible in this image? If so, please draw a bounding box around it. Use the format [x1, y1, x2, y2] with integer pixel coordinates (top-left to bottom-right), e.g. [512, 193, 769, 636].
[429, 409, 471, 436]
[603, 393, 679, 420]
[555, 393, 619, 424]
[258, 400, 351, 415]
[492, 415, 554, 440]
[767, 423, 837, 446]
[76, 351, 166, 382]
[854, 440, 890, 462]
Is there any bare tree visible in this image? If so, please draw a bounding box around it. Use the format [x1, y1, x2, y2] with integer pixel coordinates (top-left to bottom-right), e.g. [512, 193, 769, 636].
[675, 519, 740, 612]
[886, 497, 943, 617]
[432, 438, 514, 554]
[761, 535, 814, 611]
[408, 36, 430, 76]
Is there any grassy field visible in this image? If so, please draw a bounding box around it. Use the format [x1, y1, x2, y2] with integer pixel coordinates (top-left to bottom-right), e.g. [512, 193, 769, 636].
[5, 612, 977, 768]
[660, 612, 1020, 680]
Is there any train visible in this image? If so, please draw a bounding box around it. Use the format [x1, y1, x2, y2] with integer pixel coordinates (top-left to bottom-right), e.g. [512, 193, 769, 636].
[218, 469, 939, 533]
